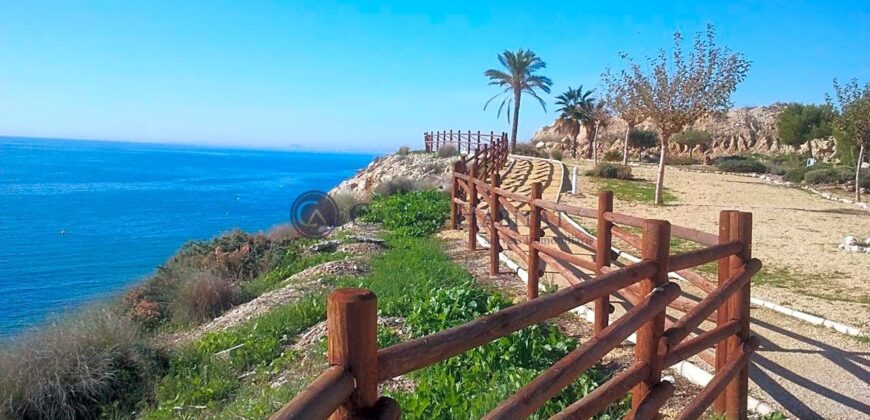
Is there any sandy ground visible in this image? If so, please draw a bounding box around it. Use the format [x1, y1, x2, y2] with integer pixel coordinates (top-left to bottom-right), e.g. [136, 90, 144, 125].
[560, 160, 870, 329]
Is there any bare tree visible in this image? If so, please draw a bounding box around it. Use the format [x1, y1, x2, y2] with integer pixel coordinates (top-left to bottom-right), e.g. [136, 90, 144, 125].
[603, 67, 647, 165]
[618, 24, 751, 204]
[588, 100, 610, 163]
[827, 78, 870, 201]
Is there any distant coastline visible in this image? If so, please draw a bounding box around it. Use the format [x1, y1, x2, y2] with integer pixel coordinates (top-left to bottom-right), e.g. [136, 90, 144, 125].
[0, 137, 375, 335]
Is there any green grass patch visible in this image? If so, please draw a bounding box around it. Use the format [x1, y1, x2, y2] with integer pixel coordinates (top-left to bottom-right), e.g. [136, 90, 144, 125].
[140, 295, 326, 418]
[337, 235, 628, 418]
[590, 178, 677, 204]
[242, 250, 347, 296]
[361, 190, 450, 237]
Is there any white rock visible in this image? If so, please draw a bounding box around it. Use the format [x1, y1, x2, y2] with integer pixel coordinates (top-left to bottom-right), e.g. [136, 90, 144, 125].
[865, 237, 870, 246]
[843, 236, 859, 247]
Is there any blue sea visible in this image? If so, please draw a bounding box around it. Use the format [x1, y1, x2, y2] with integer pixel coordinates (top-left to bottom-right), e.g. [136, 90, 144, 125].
[0, 137, 374, 336]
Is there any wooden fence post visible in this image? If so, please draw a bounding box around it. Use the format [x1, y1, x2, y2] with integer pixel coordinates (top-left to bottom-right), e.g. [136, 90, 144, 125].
[489, 173, 501, 275]
[450, 161, 464, 230]
[726, 212, 753, 420]
[468, 163, 479, 251]
[631, 220, 670, 415]
[527, 182, 543, 300]
[714, 210, 735, 414]
[328, 289, 378, 420]
[594, 191, 614, 333]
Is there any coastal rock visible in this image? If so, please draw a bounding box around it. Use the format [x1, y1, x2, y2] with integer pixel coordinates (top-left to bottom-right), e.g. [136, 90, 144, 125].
[329, 153, 458, 198]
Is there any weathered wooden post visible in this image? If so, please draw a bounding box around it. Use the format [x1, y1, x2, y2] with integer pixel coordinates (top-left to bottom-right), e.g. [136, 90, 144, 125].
[468, 163, 479, 251]
[450, 161, 464, 230]
[726, 212, 753, 420]
[594, 191, 614, 333]
[328, 289, 378, 420]
[631, 220, 670, 415]
[489, 173, 501, 275]
[714, 210, 735, 414]
[526, 182, 543, 300]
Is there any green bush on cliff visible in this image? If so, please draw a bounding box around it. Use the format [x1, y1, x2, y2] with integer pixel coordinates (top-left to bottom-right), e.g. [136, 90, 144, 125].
[361, 190, 450, 237]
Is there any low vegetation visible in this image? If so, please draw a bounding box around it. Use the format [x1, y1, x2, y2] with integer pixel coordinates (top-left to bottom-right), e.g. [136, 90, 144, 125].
[549, 148, 563, 160]
[714, 156, 768, 173]
[0, 308, 163, 419]
[591, 177, 677, 204]
[512, 142, 545, 158]
[436, 144, 458, 158]
[362, 190, 450, 237]
[587, 162, 632, 179]
[602, 149, 623, 162]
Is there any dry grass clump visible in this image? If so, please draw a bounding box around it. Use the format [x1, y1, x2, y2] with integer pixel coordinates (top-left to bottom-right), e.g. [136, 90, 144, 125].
[122, 229, 298, 329]
[172, 272, 242, 324]
[0, 308, 162, 419]
[436, 144, 458, 158]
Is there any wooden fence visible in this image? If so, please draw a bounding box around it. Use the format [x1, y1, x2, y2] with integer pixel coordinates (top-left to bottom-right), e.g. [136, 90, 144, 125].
[272, 130, 759, 420]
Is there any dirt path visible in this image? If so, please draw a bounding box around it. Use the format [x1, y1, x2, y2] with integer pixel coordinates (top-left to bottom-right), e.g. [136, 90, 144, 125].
[489, 156, 870, 419]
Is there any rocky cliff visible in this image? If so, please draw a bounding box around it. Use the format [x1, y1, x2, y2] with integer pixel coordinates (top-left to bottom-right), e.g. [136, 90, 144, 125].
[532, 104, 838, 161]
[329, 153, 458, 198]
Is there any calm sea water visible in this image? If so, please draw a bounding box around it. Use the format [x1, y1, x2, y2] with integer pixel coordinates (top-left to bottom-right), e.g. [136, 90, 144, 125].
[0, 137, 374, 336]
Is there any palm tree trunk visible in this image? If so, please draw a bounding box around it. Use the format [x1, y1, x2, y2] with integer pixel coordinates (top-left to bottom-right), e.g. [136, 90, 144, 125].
[622, 124, 632, 165]
[584, 125, 593, 159]
[572, 133, 579, 158]
[592, 122, 600, 164]
[856, 143, 865, 202]
[510, 91, 521, 151]
[654, 135, 670, 205]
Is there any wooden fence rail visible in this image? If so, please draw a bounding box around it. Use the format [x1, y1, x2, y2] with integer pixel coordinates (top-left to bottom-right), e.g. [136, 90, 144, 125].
[272, 131, 759, 420]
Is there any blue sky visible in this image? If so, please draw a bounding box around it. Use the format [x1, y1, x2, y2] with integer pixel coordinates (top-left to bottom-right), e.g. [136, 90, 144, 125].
[0, 1, 867, 153]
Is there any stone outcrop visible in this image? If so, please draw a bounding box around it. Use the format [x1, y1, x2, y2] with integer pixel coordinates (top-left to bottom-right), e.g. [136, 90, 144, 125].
[329, 153, 458, 198]
[532, 104, 839, 162]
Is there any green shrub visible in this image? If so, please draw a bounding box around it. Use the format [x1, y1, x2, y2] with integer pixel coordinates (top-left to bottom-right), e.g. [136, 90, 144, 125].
[715, 156, 767, 173]
[777, 103, 834, 147]
[587, 163, 632, 179]
[396, 145, 410, 156]
[0, 308, 163, 419]
[602, 150, 623, 162]
[331, 191, 368, 224]
[549, 149, 563, 161]
[628, 129, 658, 149]
[672, 130, 713, 147]
[374, 176, 422, 196]
[513, 142, 544, 158]
[361, 190, 450, 237]
[127, 229, 297, 328]
[803, 167, 855, 185]
[781, 162, 833, 183]
[436, 145, 458, 158]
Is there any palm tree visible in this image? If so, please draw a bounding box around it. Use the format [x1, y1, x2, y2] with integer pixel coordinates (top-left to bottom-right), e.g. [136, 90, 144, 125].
[484, 49, 553, 150]
[554, 86, 593, 158]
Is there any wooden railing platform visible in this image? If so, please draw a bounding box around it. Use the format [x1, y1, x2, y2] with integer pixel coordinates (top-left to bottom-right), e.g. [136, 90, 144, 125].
[272, 130, 760, 420]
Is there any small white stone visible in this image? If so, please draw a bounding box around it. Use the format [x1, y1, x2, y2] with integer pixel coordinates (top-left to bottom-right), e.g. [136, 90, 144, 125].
[843, 236, 859, 247]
